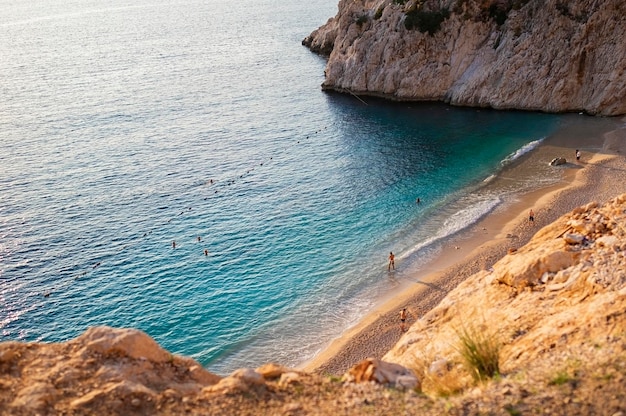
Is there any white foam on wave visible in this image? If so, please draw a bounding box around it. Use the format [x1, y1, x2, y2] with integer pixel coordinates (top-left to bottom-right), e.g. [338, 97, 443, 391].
[500, 138, 545, 166]
[398, 195, 501, 262]
[482, 174, 496, 183]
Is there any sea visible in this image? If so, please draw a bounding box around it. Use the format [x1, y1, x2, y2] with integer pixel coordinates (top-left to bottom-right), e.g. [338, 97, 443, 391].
[0, 0, 618, 375]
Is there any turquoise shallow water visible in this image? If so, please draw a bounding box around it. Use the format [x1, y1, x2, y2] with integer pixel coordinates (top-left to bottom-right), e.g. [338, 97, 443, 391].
[1, 0, 570, 375]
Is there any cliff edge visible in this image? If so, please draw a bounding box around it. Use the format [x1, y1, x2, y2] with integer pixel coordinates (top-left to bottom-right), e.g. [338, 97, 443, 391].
[303, 0, 626, 115]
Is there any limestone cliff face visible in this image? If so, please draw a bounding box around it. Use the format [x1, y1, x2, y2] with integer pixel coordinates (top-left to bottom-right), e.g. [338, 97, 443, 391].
[385, 195, 626, 393]
[303, 0, 626, 115]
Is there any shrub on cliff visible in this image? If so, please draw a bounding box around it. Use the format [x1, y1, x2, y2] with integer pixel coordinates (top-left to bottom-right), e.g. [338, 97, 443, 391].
[356, 13, 369, 27]
[484, 0, 532, 25]
[404, 8, 450, 34]
[374, 6, 384, 20]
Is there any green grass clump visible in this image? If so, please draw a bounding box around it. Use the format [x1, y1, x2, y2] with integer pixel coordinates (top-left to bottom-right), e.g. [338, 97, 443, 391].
[548, 371, 574, 386]
[455, 324, 501, 381]
[504, 404, 523, 416]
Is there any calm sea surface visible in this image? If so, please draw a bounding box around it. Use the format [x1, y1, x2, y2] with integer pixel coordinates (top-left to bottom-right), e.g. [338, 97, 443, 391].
[0, 0, 602, 374]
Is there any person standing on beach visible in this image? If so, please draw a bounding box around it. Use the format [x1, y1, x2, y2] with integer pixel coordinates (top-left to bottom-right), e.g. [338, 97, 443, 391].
[400, 308, 409, 332]
[529, 209, 535, 224]
[388, 252, 395, 271]
[576, 149, 581, 161]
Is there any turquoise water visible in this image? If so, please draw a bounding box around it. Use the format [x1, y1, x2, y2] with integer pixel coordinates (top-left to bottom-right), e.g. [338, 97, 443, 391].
[1, 0, 565, 374]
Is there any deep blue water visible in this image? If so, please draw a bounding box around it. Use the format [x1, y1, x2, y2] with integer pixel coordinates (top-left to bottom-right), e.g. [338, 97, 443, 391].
[1, 0, 568, 374]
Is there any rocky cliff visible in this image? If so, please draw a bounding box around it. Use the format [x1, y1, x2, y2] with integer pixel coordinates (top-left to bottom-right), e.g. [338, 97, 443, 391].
[303, 0, 626, 115]
[1, 195, 625, 415]
[384, 195, 626, 411]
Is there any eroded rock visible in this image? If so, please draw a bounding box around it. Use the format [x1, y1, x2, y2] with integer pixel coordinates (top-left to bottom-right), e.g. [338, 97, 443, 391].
[343, 358, 421, 391]
[75, 327, 171, 362]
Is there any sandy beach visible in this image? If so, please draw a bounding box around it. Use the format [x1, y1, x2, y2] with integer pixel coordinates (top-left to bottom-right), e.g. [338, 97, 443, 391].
[303, 115, 626, 376]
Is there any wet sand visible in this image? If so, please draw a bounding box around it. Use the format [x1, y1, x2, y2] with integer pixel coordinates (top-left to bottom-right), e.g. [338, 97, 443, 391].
[302, 116, 626, 376]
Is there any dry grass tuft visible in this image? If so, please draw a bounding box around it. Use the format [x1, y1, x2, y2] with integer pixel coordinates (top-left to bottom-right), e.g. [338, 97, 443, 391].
[455, 323, 501, 382]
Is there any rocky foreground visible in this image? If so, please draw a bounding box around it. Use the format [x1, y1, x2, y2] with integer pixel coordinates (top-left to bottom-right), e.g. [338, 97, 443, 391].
[303, 0, 626, 116]
[2, 195, 626, 415]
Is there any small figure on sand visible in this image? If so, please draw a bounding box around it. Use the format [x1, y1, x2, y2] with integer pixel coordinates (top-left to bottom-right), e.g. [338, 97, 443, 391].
[576, 149, 581, 161]
[388, 252, 395, 271]
[400, 307, 409, 332]
[528, 209, 535, 224]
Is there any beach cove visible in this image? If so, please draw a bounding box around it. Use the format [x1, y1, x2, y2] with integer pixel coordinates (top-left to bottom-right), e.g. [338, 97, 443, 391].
[1, 114, 624, 415]
[2, 0, 625, 378]
[2, 0, 625, 412]
[303, 115, 626, 375]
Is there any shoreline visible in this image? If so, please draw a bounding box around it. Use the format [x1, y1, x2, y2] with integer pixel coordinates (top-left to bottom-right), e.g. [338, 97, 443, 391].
[301, 116, 626, 375]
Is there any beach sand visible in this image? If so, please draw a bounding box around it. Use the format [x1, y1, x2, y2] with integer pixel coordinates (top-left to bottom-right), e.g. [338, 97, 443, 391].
[302, 115, 626, 376]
